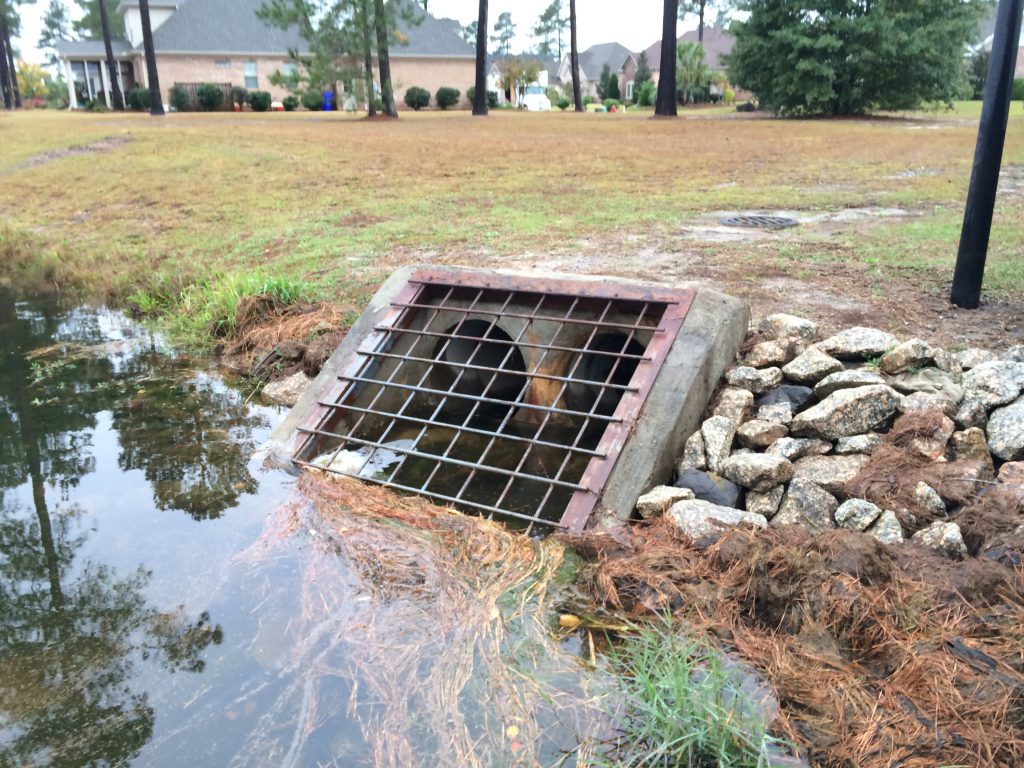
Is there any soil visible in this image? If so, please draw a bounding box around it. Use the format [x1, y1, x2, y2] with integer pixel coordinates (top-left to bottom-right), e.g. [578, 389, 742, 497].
[6, 136, 131, 174]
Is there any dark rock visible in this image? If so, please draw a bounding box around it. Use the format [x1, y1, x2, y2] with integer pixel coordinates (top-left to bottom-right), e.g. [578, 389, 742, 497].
[674, 469, 742, 509]
[757, 384, 815, 412]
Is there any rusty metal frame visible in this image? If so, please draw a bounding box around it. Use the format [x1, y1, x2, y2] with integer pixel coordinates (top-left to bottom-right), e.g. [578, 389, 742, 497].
[290, 267, 695, 534]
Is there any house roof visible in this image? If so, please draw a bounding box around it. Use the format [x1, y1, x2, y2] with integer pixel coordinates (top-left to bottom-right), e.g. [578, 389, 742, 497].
[55, 38, 134, 58]
[147, 0, 307, 54]
[391, 5, 474, 58]
[576, 41, 632, 79]
[487, 52, 558, 75]
[643, 26, 735, 71]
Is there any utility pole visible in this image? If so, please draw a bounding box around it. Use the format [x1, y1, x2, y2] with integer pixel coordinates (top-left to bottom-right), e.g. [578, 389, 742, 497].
[949, 0, 1023, 308]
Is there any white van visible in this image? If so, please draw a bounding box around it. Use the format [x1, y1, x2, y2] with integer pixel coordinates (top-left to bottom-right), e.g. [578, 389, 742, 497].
[521, 85, 551, 112]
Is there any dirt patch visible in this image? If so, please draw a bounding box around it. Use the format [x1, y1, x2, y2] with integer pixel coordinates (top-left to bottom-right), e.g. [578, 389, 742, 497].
[6, 135, 131, 173]
[568, 519, 1024, 767]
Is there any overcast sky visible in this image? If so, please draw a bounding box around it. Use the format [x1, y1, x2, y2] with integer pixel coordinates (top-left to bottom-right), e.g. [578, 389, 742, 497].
[13, 1, 703, 65]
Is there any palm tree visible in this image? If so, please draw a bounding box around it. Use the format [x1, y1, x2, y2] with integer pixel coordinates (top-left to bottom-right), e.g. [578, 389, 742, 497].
[472, 0, 487, 115]
[569, 0, 581, 111]
[655, 0, 678, 116]
[676, 41, 708, 105]
[98, 0, 124, 110]
[138, 0, 163, 115]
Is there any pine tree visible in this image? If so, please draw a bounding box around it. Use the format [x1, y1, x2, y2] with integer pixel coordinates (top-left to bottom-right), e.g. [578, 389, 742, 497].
[655, 0, 678, 116]
[490, 11, 514, 56]
[138, 0, 163, 115]
[99, 0, 124, 109]
[533, 0, 568, 59]
[473, 0, 487, 115]
[569, 0, 581, 110]
[74, 0, 125, 39]
[39, 0, 73, 66]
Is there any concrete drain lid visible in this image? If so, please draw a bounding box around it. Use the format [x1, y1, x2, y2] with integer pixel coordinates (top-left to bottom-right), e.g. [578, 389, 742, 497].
[720, 214, 799, 229]
[267, 266, 749, 534]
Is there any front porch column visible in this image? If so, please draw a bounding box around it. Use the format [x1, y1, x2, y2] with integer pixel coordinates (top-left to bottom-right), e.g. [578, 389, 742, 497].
[99, 58, 110, 107]
[62, 58, 77, 109]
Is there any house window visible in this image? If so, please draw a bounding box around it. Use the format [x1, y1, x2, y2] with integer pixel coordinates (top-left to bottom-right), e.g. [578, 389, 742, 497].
[282, 62, 297, 79]
[626, 80, 634, 101]
[244, 61, 258, 89]
[215, 58, 231, 67]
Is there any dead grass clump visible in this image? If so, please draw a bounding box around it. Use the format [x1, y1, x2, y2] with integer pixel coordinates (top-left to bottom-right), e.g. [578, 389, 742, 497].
[229, 473, 611, 767]
[570, 518, 1024, 767]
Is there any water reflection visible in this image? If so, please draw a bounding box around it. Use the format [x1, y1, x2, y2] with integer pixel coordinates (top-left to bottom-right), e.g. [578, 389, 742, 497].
[0, 292, 267, 765]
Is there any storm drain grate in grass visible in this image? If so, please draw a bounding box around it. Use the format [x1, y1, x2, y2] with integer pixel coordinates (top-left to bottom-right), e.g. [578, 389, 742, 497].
[289, 268, 695, 534]
[720, 214, 799, 229]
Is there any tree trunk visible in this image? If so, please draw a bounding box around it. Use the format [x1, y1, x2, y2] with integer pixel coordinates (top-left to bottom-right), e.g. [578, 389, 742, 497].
[0, 22, 12, 110]
[373, 0, 397, 117]
[359, 0, 377, 116]
[569, 0, 582, 111]
[655, 0, 678, 117]
[698, 0, 705, 42]
[473, 0, 487, 115]
[99, 0, 124, 110]
[138, 0, 164, 115]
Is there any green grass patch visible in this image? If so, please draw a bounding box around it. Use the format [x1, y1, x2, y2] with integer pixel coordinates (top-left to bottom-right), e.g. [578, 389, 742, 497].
[604, 620, 789, 767]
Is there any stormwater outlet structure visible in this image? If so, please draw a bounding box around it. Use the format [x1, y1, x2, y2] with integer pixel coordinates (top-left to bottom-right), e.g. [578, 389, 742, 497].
[261, 266, 748, 533]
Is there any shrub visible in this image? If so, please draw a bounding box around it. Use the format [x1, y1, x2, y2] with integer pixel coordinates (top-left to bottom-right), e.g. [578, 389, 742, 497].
[582, 95, 595, 106]
[231, 86, 249, 109]
[557, 98, 570, 110]
[736, 100, 757, 112]
[636, 81, 656, 107]
[84, 98, 106, 112]
[466, 85, 475, 103]
[248, 90, 272, 112]
[301, 89, 323, 111]
[126, 86, 151, 111]
[169, 84, 191, 111]
[1012, 78, 1024, 102]
[196, 83, 225, 111]
[435, 86, 460, 109]
[602, 98, 621, 111]
[404, 86, 430, 110]
[374, 97, 384, 113]
[282, 95, 299, 111]
[723, 87, 735, 105]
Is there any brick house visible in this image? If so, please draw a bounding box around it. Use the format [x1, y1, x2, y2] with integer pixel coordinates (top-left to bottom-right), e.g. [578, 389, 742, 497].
[557, 41, 633, 100]
[641, 27, 737, 94]
[55, 0, 474, 109]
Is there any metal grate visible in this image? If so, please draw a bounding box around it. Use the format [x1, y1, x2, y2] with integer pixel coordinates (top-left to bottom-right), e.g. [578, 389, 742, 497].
[720, 214, 799, 229]
[291, 269, 694, 534]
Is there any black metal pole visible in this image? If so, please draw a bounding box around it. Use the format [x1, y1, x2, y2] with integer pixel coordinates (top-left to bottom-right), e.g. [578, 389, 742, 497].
[949, 0, 1023, 308]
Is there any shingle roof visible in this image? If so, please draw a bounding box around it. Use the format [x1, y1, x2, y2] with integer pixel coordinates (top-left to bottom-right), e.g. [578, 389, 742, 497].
[643, 27, 735, 71]
[55, 38, 134, 57]
[391, 4, 474, 58]
[147, 0, 307, 54]
[577, 41, 632, 80]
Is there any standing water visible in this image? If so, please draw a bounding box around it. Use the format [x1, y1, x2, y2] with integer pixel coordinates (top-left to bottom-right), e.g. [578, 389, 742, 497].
[0, 292, 611, 767]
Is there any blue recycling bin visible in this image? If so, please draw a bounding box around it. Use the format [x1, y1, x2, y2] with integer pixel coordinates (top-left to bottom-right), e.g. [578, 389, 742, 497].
[322, 91, 333, 111]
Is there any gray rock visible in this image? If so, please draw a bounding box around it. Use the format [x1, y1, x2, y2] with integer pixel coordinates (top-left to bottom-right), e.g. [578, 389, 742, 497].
[790, 385, 901, 440]
[262, 371, 312, 407]
[792, 454, 870, 496]
[636, 485, 696, 519]
[954, 348, 998, 370]
[996, 462, 1024, 504]
[887, 367, 963, 403]
[675, 469, 742, 508]
[721, 453, 794, 492]
[813, 369, 887, 399]
[834, 434, 882, 455]
[771, 479, 837, 532]
[899, 391, 957, 419]
[744, 338, 802, 368]
[912, 482, 946, 517]
[880, 338, 938, 375]
[835, 498, 883, 531]
[726, 366, 784, 394]
[955, 397, 989, 430]
[745, 486, 785, 519]
[900, 412, 955, 461]
[759, 314, 819, 342]
[757, 384, 816, 411]
[867, 510, 904, 544]
[701, 415, 737, 474]
[757, 401, 794, 425]
[714, 388, 755, 427]
[679, 430, 707, 471]
[781, 347, 844, 385]
[667, 500, 768, 539]
[987, 395, 1024, 461]
[818, 327, 898, 360]
[961, 360, 1024, 409]
[1005, 345, 1024, 363]
[736, 419, 789, 449]
[767, 437, 833, 461]
[911, 521, 967, 559]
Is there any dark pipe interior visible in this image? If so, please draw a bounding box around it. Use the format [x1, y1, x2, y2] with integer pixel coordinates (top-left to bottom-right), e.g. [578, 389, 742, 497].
[566, 333, 644, 417]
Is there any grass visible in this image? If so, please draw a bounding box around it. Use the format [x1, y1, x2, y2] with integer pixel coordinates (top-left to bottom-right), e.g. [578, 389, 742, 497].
[0, 104, 1022, 341]
[604, 619, 788, 767]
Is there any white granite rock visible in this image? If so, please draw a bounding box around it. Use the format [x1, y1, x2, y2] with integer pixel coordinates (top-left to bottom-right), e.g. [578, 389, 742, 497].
[835, 499, 883, 531]
[771, 479, 837, 532]
[781, 347, 844, 385]
[702, 416, 737, 475]
[726, 366, 784, 394]
[759, 314, 819, 342]
[262, 371, 312, 407]
[766, 437, 833, 461]
[636, 485, 696, 519]
[721, 453, 794, 492]
[911, 521, 967, 559]
[745, 486, 785, 520]
[834, 434, 882, 455]
[792, 454, 870, 496]
[818, 327, 898, 360]
[867, 510, 904, 544]
[790, 385, 901, 440]
[667, 499, 768, 538]
[714, 388, 755, 427]
[813, 369, 887, 398]
[987, 395, 1024, 461]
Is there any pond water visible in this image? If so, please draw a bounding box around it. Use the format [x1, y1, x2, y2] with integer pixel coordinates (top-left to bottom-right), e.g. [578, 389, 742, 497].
[0, 293, 608, 767]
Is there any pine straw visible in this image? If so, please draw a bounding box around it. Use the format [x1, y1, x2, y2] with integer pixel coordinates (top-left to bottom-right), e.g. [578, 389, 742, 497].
[569, 518, 1024, 767]
[229, 472, 613, 768]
